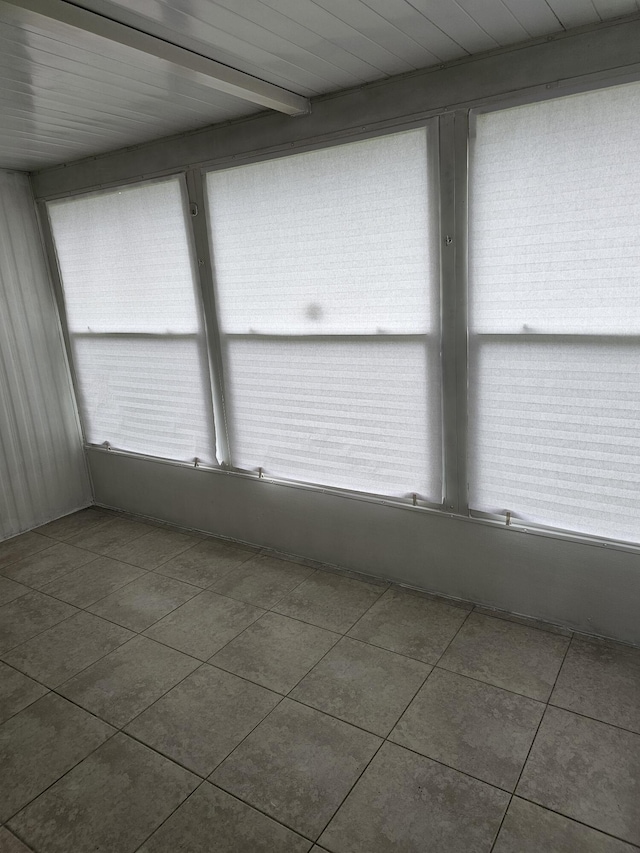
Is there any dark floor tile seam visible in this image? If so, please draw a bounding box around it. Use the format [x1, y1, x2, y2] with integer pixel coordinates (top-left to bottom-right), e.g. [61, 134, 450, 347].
[204, 567, 322, 613]
[0, 552, 124, 597]
[488, 632, 572, 853]
[471, 605, 575, 639]
[130, 779, 210, 853]
[0, 660, 52, 727]
[2, 727, 120, 827]
[545, 700, 640, 738]
[0, 533, 60, 571]
[0, 606, 80, 658]
[430, 662, 553, 706]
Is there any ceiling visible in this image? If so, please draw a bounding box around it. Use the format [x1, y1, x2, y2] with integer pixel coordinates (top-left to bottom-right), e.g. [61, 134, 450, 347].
[1, 0, 639, 172]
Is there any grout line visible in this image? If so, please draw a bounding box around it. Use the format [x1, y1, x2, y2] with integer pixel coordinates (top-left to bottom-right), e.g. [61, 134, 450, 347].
[488, 630, 573, 852]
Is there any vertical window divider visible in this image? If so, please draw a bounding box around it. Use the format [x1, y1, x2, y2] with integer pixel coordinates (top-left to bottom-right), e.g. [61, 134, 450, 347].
[184, 168, 231, 468]
[439, 110, 470, 515]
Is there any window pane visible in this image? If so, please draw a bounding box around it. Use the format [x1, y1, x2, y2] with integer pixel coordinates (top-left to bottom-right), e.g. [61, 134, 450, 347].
[225, 338, 440, 499]
[73, 336, 214, 463]
[207, 129, 436, 336]
[470, 83, 640, 335]
[468, 340, 640, 544]
[49, 179, 200, 334]
[48, 178, 216, 464]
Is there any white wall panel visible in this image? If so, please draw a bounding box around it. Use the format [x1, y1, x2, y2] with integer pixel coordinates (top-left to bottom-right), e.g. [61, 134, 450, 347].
[0, 170, 91, 541]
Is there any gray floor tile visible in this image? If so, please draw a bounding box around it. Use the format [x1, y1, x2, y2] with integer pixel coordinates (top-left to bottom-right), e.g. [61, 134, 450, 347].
[0, 826, 34, 853]
[211, 698, 381, 839]
[291, 636, 430, 736]
[210, 611, 340, 694]
[0, 576, 28, 606]
[126, 665, 280, 776]
[493, 797, 639, 853]
[154, 537, 257, 588]
[105, 526, 201, 570]
[0, 693, 114, 822]
[40, 556, 147, 608]
[0, 532, 53, 571]
[145, 591, 264, 660]
[390, 668, 544, 791]
[517, 706, 640, 845]
[474, 604, 572, 637]
[0, 592, 76, 654]
[439, 613, 569, 701]
[8, 733, 198, 853]
[87, 573, 200, 632]
[320, 741, 508, 853]
[2, 611, 133, 688]
[0, 661, 48, 724]
[211, 554, 314, 608]
[35, 507, 113, 542]
[550, 637, 640, 734]
[58, 636, 200, 727]
[0, 542, 95, 589]
[67, 517, 153, 556]
[273, 571, 385, 634]
[139, 782, 312, 853]
[348, 587, 469, 664]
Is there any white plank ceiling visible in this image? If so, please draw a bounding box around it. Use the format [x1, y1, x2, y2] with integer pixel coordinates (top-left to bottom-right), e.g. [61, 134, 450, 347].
[1, 0, 639, 172]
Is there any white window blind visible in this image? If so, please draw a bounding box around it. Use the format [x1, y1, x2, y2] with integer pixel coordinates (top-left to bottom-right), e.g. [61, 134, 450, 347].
[206, 129, 441, 499]
[468, 82, 640, 544]
[48, 178, 216, 465]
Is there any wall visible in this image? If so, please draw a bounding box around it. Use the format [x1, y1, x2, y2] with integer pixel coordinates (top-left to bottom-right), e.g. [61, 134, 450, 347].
[0, 171, 91, 540]
[32, 16, 640, 645]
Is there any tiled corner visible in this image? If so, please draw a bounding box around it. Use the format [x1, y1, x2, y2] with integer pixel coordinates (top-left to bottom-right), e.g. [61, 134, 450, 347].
[58, 635, 200, 728]
[87, 572, 200, 632]
[40, 556, 147, 608]
[348, 587, 469, 664]
[144, 591, 264, 660]
[0, 592, 77, 654]
[35, 507, 113, 542]
[138, 782, 312, 853]
[0, 661, 48, 724]
[291, 636, 430, 736]
[273, 571, 386, 634]
[550, 636, 640, 734]
[210, 611, 340, 694]
[517, 706, 640, 846]
[0, 826, 34, 853]
[390, 667, 544, 791]
[210, 554, 314, 608]
[211, 698, 381, 839]
[8, 733, 198, 853]
[155, 537, 257, 588]
[0, 543, 96, 588]
[319, 741, 509, 853]
[0, 693, 114, 822]
[105, 526, 201, 570]
[493, 797, 639, 853]
[125, 664, 280, 776]
[2, 611, 133, 687]
[438, 612, 570, 701]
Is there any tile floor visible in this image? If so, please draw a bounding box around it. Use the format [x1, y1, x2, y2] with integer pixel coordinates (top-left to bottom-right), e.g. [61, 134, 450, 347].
[0, 507, 639, 853]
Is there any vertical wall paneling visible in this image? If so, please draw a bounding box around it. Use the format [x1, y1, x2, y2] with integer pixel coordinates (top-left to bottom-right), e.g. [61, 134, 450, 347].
[0, 170, 91, 541]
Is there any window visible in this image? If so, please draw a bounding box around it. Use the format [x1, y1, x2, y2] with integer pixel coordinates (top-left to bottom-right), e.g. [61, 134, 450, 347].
[468, 83, 640, 543]
[205, 128, 442, 500]
[47, 177, 216, 465]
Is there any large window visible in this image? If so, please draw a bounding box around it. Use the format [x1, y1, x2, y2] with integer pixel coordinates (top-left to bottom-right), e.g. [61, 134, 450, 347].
[47, 178, 216, 465]
[205, 129, 442, 500]
[468, 83, 640, 544]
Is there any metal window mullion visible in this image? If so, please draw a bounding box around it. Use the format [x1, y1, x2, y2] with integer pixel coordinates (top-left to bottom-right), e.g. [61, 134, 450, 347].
[439, 110, 470, 515]
[184, 169, 231, 467]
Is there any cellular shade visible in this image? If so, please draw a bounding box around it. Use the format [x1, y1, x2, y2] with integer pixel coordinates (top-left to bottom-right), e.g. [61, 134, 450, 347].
[48, 177, 215, 465]
[207, 128, 441, 499]
[468, 82, 640, 543]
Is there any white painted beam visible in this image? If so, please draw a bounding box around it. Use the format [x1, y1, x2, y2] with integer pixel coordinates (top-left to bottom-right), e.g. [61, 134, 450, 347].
[2, 0, 311, 116]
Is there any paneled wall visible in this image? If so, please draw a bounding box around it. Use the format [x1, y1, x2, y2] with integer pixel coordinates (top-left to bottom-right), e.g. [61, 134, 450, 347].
[0, 170, 91, 540]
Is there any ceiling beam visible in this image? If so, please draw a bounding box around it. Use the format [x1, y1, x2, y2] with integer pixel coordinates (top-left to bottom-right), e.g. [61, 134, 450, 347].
[2, 0, 311, 116]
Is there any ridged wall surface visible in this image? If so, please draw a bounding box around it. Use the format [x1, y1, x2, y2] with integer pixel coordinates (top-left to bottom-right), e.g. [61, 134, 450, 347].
[0, 169, 91, 541]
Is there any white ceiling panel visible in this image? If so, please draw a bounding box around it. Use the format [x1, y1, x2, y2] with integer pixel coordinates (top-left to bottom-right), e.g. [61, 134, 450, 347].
[0, 0, 638, 171]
